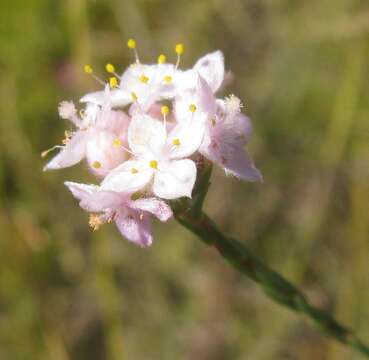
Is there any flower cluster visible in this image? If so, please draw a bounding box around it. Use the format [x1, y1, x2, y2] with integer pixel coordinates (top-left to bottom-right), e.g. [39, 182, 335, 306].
[43, 40, 262, 247]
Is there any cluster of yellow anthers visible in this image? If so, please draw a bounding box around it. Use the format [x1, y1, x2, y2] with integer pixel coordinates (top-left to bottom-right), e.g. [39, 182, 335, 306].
[83, 39, 185, 90]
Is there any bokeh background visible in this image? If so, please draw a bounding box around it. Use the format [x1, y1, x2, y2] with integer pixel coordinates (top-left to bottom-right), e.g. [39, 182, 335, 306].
[1, 0, 369, 359]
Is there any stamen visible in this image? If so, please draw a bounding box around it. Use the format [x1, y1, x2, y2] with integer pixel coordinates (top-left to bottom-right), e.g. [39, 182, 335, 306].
[163, 75, 172, 84]
[84, 65, 93, 74]
[139, 212, 144, 221]
[161, 105, 169, 129]
[161, 105, 169, 116]
[92, 161, 102, 169]
[189, 104, 197, 113]
[89, 214, 103, 231]
[127, 38, 140, 64]
[157, 54, 167, 64]
[105, 63, 115, 73]
[113, 138, 122, 147]
[139, 74, 149, 84]
[41, 145, 63, 158]
[131, 92, 138, 102]
[105, 63, 121, 79]
[172, 138, 181, 146]
[117, 143, 135, 156]
[131, 168, 139, 174]
[83, 64, 105, 86]
[109, 76, 119, 88]
[211, 117, 216, 127]
[149, 160, 158, 169]
[175, 43, 184, 69]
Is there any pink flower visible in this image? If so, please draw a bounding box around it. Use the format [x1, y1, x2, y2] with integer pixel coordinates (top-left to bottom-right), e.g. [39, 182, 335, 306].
[101, 113, 197, 199]
[65, 181, 172, 247]
[44, 95, 130, 177]
[175, 76, 262, 181]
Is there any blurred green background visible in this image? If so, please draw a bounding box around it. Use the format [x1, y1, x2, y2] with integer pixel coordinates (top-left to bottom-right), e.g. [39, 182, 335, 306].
[1, 0, 368, 359]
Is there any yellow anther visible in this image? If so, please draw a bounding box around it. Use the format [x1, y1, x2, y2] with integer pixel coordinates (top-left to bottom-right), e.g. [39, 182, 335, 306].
[211, 117, 216, 126]
[84, 65, 93, 74]
[157, 54, 167, 64]
[175, 43, 184, 55]
[105, 63, 115, 73]
[92, 161, 102, 169]
[89, 214, 103, 231]
[131, 168, 139, 174]
[164, 75, 172, 84]
[161, 105, 169, 116]
[172, 138, 181, 146]
[131, 92, 138, 102]
[127, 38, 136, 49]
[113, 138, 122, 147]
[139, 74, 149, 84]
[149, 160, 158, 169]
[189, 104, 197, 113]
[109, 76, 118, 88]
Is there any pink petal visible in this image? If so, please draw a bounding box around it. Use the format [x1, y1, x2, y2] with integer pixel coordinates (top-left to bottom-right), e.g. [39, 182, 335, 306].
[64, 181, 124, 212]
[224, 149, 263, 182]
[129, 198, 173, 222]
[115, 209, 153, 247]
[80, 89, 131, 108]
[197, 75, 217, 115]
[193, 51, 225, 93]
[43, 131, 88, 171]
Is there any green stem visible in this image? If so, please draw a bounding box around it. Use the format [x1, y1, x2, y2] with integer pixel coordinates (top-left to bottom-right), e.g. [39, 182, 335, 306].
[174, 208, 369, 357]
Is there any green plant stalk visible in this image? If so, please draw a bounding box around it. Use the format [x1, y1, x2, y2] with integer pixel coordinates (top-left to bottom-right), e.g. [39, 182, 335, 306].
[171, 162, 369, 358]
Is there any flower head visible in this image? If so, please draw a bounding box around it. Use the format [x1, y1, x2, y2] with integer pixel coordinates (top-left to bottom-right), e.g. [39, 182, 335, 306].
[44, 43, 262, 246]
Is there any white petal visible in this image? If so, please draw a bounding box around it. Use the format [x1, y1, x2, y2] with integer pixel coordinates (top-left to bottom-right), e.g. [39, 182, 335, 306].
[153, 159, 197, 200]
[80, 89, 131, 108]
[43, 131, 88, 171]
[129, 198, 173, 222]
[128, 114, 166, 157]
[101, 160, 154, 193]
[64, 181, 123, 212]
[193, 50, 225, 93]
[167, 118, 206, 159]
